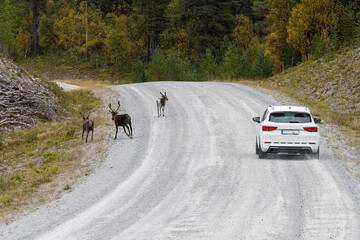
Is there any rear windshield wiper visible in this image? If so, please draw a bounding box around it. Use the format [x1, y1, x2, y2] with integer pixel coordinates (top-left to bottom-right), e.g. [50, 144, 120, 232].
[289, 121, 300, 123]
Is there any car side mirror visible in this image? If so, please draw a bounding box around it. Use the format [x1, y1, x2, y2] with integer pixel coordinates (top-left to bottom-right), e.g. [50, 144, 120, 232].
[252, 117, 260, 123]
[314, 118, 321, 124]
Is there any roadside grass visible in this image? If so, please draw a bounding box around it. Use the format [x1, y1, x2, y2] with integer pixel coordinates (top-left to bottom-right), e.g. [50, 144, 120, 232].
[0, 89, 111, 221]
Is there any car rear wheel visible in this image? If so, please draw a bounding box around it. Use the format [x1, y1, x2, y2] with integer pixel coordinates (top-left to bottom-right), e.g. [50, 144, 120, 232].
[258, 146, 267, 159]
[312, 148, 320, 159]
[256, 141, 259, 155]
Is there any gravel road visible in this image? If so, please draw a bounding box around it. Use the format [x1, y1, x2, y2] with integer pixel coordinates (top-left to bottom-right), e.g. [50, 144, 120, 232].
[53, 81, 82, 91]
[1, 82, 360, 240]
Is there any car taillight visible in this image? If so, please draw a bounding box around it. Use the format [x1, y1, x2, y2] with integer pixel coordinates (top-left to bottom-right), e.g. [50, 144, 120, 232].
[304, 127, 317, 132]
[262, 126, 278, 131]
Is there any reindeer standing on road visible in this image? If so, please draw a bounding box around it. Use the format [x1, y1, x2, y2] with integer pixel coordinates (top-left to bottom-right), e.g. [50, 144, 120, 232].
[157, 92, 168, 117]
[81, 110, 94, 142]
[108, 101, 132, 140]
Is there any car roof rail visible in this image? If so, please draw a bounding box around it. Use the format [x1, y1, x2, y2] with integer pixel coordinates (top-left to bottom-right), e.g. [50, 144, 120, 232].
[269, 104, 274, 110]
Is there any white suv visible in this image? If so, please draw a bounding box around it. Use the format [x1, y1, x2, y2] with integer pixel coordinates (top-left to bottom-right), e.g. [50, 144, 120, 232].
[252, 106, 321, 159]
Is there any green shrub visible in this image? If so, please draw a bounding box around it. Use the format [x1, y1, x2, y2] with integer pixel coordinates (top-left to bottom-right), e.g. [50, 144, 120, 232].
[221, 41, 273, 79]
[147, 49, 167, 81]
[200, 48, 219, 79]
[131, 60, 146, 83]
[164, 51, 185, 81]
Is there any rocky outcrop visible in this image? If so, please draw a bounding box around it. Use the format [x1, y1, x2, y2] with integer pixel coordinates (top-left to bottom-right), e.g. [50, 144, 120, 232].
[0, 58, 71, 129]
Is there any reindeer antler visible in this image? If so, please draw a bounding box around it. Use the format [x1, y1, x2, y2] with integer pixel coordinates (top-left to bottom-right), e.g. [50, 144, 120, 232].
[108, 101, 121, 113]
[160, 92, 165, 97]
[108, 103, 114, 112]
[115, 101, 121, 112]
[87, 108, 92, 118]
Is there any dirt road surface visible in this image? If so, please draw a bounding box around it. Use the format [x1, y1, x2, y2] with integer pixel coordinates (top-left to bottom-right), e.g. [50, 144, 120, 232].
[1, 82, 360, 240]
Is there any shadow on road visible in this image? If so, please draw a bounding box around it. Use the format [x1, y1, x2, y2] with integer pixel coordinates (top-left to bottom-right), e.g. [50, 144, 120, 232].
[259, 154, 318, 161]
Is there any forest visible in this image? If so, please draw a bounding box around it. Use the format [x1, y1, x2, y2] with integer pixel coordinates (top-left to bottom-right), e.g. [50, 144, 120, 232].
[0, 0, 359, 81]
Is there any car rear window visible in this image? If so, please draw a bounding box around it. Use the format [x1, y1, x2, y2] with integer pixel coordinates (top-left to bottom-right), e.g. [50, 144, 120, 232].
[269, 112, 311, 123]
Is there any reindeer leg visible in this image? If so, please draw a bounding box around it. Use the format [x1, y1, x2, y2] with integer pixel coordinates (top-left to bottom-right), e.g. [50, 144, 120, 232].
[115, 126, 118, 140]
[163, 105, 165, 117]
[82, 129, 85, 141]
[123, 126, 130, 137]
[91, 129, 93, 141]
[157, 102, 159, 117]
[125, 125, 131, 138]
[86, 130, 89, 143]
[129, 121, 133, 138]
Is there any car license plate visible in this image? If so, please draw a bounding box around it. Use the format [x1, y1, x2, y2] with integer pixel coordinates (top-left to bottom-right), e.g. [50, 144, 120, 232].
[281, 130, 299, 135]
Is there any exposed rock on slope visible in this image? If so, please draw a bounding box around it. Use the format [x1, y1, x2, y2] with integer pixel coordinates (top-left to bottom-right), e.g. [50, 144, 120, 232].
[269, 47, 360, 114]
[0, 58, 72, 129]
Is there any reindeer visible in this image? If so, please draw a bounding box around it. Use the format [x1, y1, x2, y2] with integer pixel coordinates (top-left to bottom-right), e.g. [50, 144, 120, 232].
[108, 101, 132, 140]
[156, 92, 168, 117]
[81, 109, 94, 142]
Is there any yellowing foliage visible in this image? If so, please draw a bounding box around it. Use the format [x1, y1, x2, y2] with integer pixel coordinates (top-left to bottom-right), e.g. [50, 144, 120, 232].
[16, 29, 32, 58]
[160, 28, 190, 59]
[232, 14, 255, 50]
[287, 0, 336, 59]
[265, 32, 283, 73]
[54, 9, 83, 50]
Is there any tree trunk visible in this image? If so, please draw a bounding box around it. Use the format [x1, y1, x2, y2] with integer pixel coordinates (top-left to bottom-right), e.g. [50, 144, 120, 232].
[32, 0, 39, 57]
[115, 2, 119, 17]
[146, 0, 151, 64]
[85, 0, 89, 60]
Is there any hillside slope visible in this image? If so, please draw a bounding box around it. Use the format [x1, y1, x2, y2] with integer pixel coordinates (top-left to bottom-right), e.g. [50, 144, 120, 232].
[0, 58, 72, 130]
[268, 48, 360, 116]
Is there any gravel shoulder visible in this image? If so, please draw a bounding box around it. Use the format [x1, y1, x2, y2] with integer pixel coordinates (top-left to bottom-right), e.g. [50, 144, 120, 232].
[1, 82, 359, 240]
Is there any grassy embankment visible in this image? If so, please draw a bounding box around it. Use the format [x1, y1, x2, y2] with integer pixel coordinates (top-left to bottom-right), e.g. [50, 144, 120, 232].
[0, 82, 112, 221]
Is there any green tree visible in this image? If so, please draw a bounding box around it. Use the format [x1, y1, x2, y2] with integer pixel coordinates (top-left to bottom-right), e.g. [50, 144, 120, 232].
[183, 0, 246, 57]
[134, 0, 170, 63]
[160, 0, 190, 58]
[252, 0, 272, 37]
[338, 2, 360, 46]
[221, 43, 243, 79]
[38, 0, 58, 50]
[131, 60, 146, 82]
[147, 48, 166, 81]
[0, 0, 18, 57]
[200, 48, 218, 79]
[164, 50, 186, 81]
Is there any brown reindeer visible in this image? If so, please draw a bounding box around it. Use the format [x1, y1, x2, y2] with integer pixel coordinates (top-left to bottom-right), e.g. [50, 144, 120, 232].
[156, 92, 168, 117]
[81, 110, 94, 142]
[108, 101, 132, 140]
